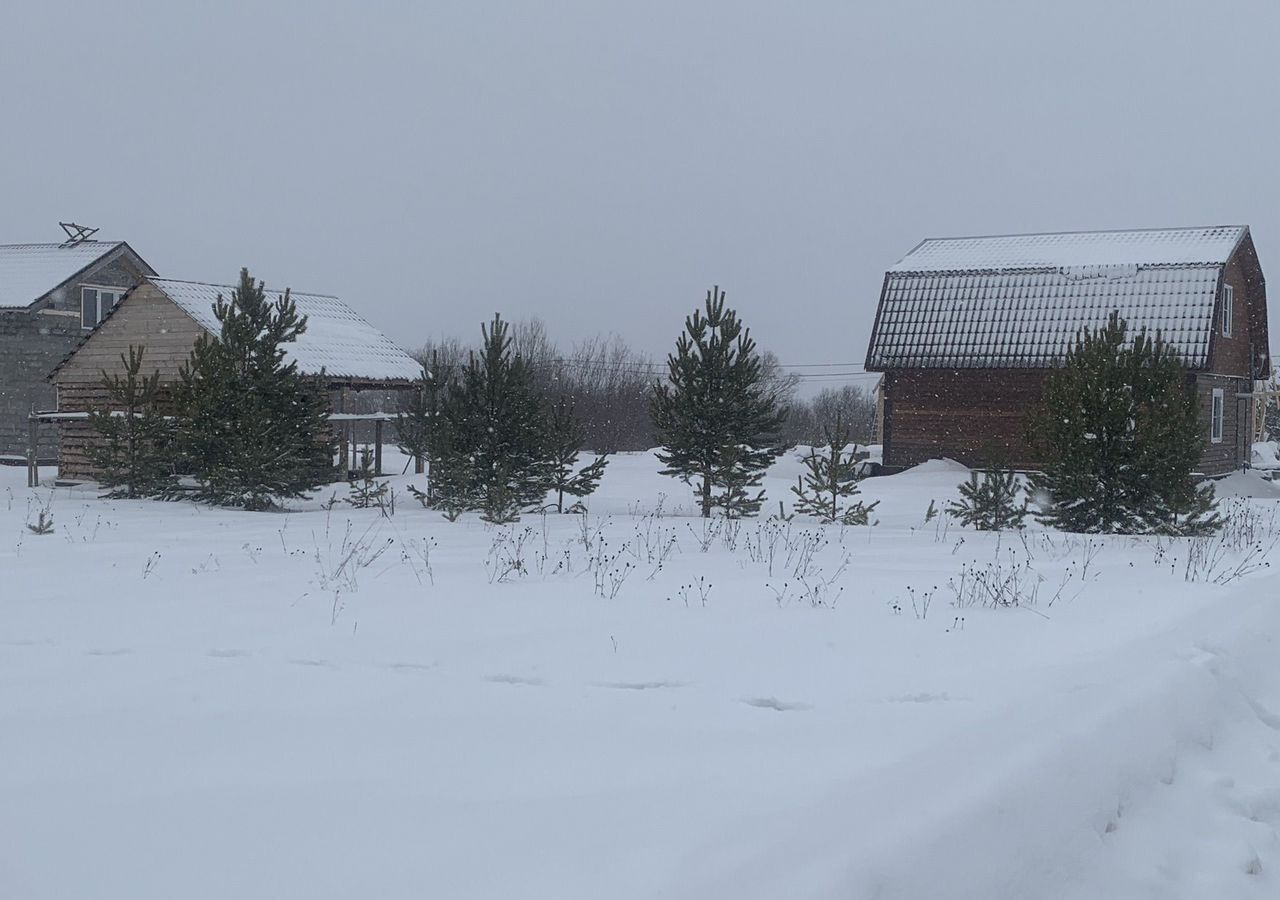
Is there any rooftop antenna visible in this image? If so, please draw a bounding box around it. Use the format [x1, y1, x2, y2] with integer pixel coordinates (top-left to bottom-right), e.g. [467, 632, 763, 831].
[58, 222, 98, 247]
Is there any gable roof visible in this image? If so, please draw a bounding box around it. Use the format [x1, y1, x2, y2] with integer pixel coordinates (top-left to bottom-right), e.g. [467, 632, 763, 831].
[867, 226, 1251, 371]
[0, 241, 153, 308]
[150, 278, 422, 383]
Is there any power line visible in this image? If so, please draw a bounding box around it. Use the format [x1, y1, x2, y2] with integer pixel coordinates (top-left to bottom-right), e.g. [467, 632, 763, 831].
[536, 357, 870, 371]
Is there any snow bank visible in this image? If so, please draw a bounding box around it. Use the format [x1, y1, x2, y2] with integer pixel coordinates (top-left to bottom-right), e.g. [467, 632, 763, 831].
[903, 457, 970, 474]
[1211, 469, 1280, 499]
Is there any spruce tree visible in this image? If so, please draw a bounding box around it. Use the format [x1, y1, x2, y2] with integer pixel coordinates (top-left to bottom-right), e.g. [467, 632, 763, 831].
[88, 345, 176, 498]
[947, 464, 1027, 531]
[1029, 312, 1220, 535]
[651, 286, 785, 517]
[789, 413, 878, 524]
[546, 397, 608, 513]
[434, 314, 552, 522]
[174, 268, 335, 511]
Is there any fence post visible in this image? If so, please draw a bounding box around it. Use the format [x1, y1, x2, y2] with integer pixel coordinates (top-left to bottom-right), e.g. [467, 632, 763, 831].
[27, 410, 38, 488]
[336, 388, 349, 474]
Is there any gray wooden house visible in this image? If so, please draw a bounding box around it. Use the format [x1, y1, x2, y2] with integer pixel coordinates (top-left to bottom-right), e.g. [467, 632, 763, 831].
[0, 232, 153, 461]
[865, 225, 1269, 475]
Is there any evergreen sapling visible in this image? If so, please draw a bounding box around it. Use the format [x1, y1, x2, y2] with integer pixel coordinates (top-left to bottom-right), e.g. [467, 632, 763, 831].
[651, 285, 785, 518]
[947, 464, 1028, 531]
[88, 345, 176, 499]
[1028, 312, 1221, 535]
[397, 353, 449, 481]
[546, 398, 608, 513]
[174, 268, 335, 510]
[346, 447, 390, 511]
[789, 413, 879, 524]
[433, 314, 552, 522]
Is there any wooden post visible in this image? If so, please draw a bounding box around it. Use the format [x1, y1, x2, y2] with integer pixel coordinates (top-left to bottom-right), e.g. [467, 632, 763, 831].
[873, 376, 886, 445]
[27, 410, 38, 488]
[374, 418, 384, 476]
[336, 388, 349, 474]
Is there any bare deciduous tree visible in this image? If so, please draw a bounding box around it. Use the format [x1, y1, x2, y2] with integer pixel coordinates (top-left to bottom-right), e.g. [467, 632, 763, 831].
[782, 384, 878, 448]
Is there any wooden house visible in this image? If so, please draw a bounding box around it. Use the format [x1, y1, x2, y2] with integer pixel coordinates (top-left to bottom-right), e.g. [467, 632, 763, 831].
[864, 226, 1269, 475]
[47, 276, 422, 481]
[0, 233, 153, 461]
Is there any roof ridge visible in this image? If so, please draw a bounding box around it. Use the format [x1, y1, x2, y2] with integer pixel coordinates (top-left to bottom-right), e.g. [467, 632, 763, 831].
[914, 224, 1245, 244]
[0, 240, 123, 250]
[151, 275, 340, 300]
[890, 261, 1225, 276]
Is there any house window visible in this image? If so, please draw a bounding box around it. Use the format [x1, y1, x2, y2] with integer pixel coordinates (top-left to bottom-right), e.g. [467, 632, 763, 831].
[1211, 388, 1224, 443]
[1221, 284, 1234, 337]
[80, 286, 125, 329]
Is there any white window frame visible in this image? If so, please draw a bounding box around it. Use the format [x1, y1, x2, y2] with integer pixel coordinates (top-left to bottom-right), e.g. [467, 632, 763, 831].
[1211, 388, 1224, 443]
[1221, 283, 1234, 337]
[80, 285, 125, 330]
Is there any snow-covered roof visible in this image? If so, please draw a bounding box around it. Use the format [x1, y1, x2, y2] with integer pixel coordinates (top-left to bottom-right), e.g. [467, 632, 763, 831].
[0, 241, 133, 308]
[889, 226, 1247, 273]
[868, 226, 1249, 370]
[152, 278, 422, 383]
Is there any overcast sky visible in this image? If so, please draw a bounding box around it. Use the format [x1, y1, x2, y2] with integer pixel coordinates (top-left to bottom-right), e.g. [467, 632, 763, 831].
[3, 0, 1278, 388]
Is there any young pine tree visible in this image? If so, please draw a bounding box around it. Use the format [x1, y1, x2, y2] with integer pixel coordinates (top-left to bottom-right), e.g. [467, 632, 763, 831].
[397, 366, 435, 477]
[651, 286, 786, 518]
[546, 397, 609, 513]
[88, 346, 176, 498]
[789, 413, 879, 524]
[947, 464, 1028, 531]
[346, 446, 390, 511]
[398, 350, 455, 495]
[1029, 312, 1220, 535]
[175, 268, 335, 511]
[435, 314, 552, 523]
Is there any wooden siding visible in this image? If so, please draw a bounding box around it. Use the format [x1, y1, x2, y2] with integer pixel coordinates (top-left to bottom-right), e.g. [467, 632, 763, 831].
[882, 369, 1246, 476]
[54, 382, 182, 481]
[52, 285, 201, 479]
[52, 283, 205, 385]
[1194, 374, 1250, 476]
[1206, 252, 1253, 377]
[882, 369, 1049, 470]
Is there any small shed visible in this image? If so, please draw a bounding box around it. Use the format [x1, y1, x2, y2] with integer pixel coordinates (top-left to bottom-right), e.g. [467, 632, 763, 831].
[865, 225, 1270, 474]
[47, 276, 422, 481]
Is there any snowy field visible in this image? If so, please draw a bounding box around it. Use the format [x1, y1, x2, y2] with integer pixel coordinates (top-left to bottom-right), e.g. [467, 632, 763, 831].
[4, 452, 1280, 899]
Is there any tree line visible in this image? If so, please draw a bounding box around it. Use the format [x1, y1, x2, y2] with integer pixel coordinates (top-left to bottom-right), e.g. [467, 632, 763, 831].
[403, 319, 878, 454]
[85, 271, 1221, 534]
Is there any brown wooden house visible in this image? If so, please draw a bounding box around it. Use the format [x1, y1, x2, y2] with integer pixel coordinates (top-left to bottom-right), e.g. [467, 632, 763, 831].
[865, 226, 1270, 475]
[46, 276, 421, 481]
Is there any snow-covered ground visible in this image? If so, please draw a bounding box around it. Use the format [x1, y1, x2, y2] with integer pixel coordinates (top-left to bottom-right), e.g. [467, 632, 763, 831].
[1253, 440, 1280, 471]
[4, 452, 1280, 899]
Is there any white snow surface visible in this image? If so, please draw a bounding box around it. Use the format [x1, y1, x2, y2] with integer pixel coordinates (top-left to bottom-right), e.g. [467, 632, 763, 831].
[0, 241, 125, 308]
[889, 225, 1246, 273]
[1252, 440, 1280, 470]
[152, 278, 422, 382]
[4, 453, 1280, 899]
